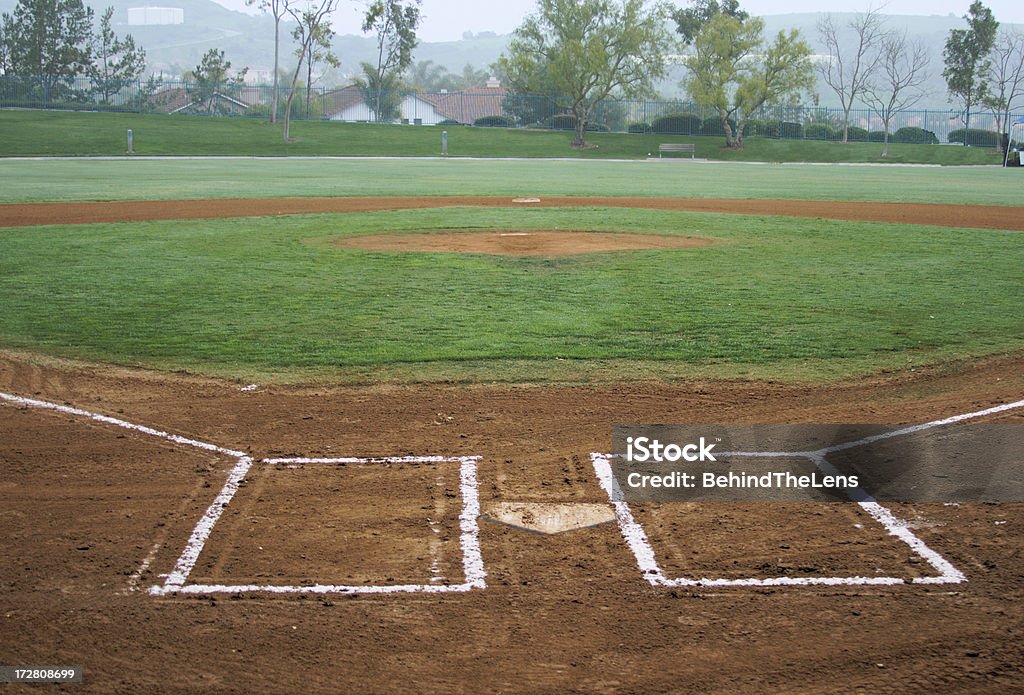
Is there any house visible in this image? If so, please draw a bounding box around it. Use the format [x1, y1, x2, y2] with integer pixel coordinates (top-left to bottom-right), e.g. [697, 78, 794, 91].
[324, 78, 509, 125]
[148, 86, 251, 116]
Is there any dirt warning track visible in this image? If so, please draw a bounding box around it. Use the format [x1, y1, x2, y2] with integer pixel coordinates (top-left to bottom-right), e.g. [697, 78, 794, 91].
[2, 195, 1023, 230]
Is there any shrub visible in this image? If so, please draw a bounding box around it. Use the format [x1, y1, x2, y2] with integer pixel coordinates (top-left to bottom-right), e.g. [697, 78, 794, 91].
[650, 112, 702, 134]
[550, 113, 575, 130]
[744, 119, 767, 136]
[893, 126, 938, 144]
[778, 121, 804, 139]
[437, 118, 460, 126]
[868, 130, 888, 142]
[846, 126, 869, 141]
[627, 121, 651, 134]
[542, 113, 608, 131]
[947, 128, 999, 147]
[473, 115, 512, 127]
[701, 115, 737, 136]
[804, 123, 836, 140]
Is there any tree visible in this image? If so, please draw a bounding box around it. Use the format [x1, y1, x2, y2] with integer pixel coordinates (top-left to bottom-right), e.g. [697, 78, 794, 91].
[817, 7, 887, 143]
[293, 12, 338, 118]
[406, 59, 447, 91]
[943, 0, 998, 136]
[360, 0, 420, 122]
[2, 0, 94, 100]
[497, 0, 671, 149]
[88, 6, 145, 105]
[247, 0, 289, 123]
[454, 63, 489, 90]
[0, 19, 12, 74]
[982, 29, 1024, 148]
[190, 48, 247, 115]
[684, 13, 815, 148]
[864, 32, 930, 157]
[354, 60, 403, 121]
[673, 0, 747, 46]
[281, 0, 339, 140]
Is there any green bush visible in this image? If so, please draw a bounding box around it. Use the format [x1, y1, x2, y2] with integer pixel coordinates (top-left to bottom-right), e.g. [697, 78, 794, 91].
[701, 116, 737, 136]
[846, 126, 869, 141]
[948, 128, 998, 147]
[650, 112, 702, 134]
[550, 114, 575, 130]
[868, 130, 888, 142]
[627, 121, 651, 134]
[540, 113, 608, 131]
[474, 115, 512, 127]
[745, 119, 767, 136]
[804, 123, 836, 140]
[437, 118, 460, 126]
[893, 126, 939, 144]
[778, 121, 803, 139]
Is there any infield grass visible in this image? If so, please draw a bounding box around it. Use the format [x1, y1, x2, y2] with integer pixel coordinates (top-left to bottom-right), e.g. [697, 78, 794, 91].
[1, 207, 1021, 383]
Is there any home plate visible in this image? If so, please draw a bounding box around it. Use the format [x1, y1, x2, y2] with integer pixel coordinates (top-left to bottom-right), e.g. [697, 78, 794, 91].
[512, 197, 542, 203]
[483, 502, 615, 534]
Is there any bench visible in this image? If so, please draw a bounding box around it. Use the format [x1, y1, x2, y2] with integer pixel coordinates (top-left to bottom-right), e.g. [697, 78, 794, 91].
[658, 143, 696, 159]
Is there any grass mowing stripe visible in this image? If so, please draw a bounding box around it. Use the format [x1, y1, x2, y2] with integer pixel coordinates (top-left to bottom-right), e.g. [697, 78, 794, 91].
[0, 157, 1021, 206]
[0, 207, 1021, 382]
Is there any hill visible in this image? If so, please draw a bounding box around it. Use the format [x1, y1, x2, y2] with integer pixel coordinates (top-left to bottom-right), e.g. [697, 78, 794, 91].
[1, 0, 1022, 108]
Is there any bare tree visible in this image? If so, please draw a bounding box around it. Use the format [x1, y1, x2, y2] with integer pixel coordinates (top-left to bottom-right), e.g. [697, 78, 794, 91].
[982, 28, 1024, 149]
[864, 31, 929, 157]
[247, 0, 290, 123]
[817, 6, 887, 143]
[296, 14, 338, 118]
[361, 0, 421, 122]
[281, 0, 339, 141]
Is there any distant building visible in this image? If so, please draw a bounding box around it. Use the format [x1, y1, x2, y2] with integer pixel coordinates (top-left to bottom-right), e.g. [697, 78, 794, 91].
[127, 7, 184, 25]
[324, 79, 509, 125]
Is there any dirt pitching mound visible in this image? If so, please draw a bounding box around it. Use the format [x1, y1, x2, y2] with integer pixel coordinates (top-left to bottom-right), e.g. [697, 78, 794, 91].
[334, 229, 713, 256]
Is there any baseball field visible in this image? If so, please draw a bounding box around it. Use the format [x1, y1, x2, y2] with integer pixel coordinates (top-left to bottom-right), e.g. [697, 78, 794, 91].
[1, 149, 1022, 692]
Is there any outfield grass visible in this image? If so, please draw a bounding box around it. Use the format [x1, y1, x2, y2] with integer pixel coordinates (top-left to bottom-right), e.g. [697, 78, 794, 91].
[0, 109, 1005, 165]
[1, 156, 1021, 206]
[1, 207, 1020, 383]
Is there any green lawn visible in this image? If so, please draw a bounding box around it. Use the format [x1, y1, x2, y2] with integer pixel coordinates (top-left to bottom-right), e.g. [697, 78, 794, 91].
[0, 109, 1005, 165]
[1, 207, 1021, 383]
[1, 156, 1020, 206]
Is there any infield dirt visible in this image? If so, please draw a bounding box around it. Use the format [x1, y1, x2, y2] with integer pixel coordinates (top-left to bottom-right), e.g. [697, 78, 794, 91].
[0, 196, 1021, 693]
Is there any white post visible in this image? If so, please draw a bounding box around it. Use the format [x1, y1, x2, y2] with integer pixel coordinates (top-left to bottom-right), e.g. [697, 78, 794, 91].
[127, 129, 134, 154]
[442, 130, 448, 157]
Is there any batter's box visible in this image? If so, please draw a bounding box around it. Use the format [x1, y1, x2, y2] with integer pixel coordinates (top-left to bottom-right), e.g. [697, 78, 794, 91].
[591, 453, 964, 588]
[149, 455, 485, 595]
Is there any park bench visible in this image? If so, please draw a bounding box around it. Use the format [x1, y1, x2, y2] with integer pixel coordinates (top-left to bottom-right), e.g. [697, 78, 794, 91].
[658, 143, 696, 159]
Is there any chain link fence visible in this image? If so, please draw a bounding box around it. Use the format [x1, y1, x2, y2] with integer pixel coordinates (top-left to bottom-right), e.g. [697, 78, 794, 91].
[1, 74, 1019, 147]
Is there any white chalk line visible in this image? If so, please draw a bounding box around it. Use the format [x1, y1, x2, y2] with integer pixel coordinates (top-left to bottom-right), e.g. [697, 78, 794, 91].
[0, 391, 245, 458]
[151, 455, 486, 596]
[594, 397, 1024, 588]
[0, 391, 486, 596]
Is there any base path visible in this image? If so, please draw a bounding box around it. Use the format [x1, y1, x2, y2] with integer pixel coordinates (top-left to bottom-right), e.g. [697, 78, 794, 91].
[2, 195, 1023, 229]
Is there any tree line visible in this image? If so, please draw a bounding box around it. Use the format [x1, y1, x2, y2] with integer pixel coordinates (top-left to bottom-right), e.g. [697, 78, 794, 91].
[0, 0, 145, 104]
[2, 0, 1021, 151]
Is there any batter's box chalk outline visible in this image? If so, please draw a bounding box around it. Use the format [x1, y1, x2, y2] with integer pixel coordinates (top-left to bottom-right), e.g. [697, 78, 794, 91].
[0, 392, 486, 596]
[593, 398, 1024, 588]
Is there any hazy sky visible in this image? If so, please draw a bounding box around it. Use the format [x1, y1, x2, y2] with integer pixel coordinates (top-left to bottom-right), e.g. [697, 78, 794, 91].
[219, 0, 1024, 43]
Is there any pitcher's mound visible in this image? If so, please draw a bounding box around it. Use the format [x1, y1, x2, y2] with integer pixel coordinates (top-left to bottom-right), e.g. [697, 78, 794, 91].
[335, 230, 713, 256]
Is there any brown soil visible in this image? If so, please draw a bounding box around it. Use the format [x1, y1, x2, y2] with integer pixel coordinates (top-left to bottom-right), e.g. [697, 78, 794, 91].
[1, 352, 1022, 694]
[0, 195, 1022, 693]
[2, 195, 1024, 230]
[335, 229, 713, 256]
